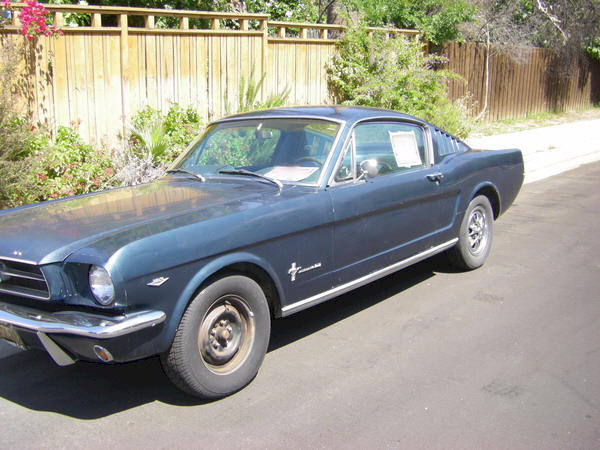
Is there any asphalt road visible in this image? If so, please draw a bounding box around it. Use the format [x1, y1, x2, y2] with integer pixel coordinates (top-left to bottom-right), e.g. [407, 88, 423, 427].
[1, 162, 600, 449]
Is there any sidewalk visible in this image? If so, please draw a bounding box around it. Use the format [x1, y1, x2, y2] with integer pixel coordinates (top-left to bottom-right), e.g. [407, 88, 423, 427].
[466, 119, 600, 184]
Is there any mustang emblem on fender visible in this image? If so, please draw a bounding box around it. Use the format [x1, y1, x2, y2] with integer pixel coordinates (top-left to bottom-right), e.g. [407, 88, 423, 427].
[288, 262, 322, 282]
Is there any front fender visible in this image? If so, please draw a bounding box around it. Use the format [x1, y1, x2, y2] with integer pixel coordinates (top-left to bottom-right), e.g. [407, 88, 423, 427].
[162, 251, 286, 346]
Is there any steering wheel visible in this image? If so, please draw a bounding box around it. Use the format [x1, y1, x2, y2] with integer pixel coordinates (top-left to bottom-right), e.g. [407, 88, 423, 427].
[295, 156, 323, 167]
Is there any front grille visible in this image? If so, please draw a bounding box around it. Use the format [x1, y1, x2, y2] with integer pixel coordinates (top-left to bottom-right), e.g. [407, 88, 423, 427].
[0, 259, 50, 300]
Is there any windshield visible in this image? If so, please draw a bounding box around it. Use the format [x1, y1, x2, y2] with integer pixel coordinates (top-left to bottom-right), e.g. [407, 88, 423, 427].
[172, 118, 341, 185]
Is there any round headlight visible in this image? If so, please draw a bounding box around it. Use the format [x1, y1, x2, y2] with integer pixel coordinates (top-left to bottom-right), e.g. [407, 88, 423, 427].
[89, 265, 115, 306]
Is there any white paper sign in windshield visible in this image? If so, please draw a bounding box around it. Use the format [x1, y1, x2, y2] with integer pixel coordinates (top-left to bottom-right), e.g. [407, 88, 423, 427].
[264, 166, 318, 182]
[388, 130, 422, 167]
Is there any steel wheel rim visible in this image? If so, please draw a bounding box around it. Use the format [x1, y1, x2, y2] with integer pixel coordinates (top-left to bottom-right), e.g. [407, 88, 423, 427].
[467, 206, 489, 255]
[198, 295, 255, 375]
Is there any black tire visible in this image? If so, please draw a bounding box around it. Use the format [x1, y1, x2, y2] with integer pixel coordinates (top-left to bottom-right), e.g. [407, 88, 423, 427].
[448, 195, 494, 270]
[161, 275, 271, 399]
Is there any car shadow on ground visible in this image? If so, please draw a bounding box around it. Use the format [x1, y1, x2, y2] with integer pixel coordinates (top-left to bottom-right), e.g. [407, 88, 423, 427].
[0, 258, 441, 419]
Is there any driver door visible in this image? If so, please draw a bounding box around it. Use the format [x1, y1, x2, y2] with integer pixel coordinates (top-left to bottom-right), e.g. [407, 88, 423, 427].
[327, 120, 456, 286]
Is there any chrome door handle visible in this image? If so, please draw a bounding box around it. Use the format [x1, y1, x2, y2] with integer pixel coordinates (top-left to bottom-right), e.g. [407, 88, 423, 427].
[426, 172, 444, 183]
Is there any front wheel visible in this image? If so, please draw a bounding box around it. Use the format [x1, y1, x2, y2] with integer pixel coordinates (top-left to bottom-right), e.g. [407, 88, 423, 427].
[161, 275, 271, 399]
[448, 195, 494, 270]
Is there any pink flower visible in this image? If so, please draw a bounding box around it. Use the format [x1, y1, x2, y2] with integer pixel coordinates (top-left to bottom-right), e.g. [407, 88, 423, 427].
[17, 0, 60, 40]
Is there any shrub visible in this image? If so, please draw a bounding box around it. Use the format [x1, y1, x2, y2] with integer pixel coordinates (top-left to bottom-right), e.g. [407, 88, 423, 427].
[1, 39, 117, 208]
[129, 103, 203, 165]
[118, 103, 204, 186]
[327, 25, 473, 137]
[0, 126, 118, 208]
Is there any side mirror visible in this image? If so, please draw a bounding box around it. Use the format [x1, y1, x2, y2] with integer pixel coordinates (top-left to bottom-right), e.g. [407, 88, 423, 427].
[335, 165, 352, 182]
[358, 159, 379, 180]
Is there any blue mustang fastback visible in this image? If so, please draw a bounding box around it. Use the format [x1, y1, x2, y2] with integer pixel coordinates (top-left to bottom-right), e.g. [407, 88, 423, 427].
[0, 107, 523, 398]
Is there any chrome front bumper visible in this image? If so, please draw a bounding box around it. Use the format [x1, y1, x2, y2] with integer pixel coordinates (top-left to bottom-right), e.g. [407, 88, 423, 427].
[0, 301, 166, 366]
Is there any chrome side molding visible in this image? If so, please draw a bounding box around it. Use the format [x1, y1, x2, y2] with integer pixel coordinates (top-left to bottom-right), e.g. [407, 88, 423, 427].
[282, 238, 458, 316]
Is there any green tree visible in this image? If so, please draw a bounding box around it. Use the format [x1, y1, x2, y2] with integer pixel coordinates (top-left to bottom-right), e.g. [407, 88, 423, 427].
[341, 0, 475, 45]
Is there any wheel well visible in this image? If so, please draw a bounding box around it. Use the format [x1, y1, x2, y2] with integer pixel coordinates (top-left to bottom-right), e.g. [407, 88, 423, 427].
[200, 263, 282, 318]
[474, 185, 500, 219]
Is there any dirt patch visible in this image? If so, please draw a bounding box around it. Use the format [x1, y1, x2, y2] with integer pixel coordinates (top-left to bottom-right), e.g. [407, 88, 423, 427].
[470, 107, 600, 137]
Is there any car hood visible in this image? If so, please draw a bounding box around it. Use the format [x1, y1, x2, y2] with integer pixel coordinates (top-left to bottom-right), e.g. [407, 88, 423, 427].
[0, 179, 284, 265]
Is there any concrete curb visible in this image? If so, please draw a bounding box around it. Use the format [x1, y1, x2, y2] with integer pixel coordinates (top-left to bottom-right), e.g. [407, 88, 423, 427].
[466, 119, 600, 184]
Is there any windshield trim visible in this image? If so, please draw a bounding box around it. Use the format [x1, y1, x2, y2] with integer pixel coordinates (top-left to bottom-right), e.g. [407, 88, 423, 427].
[170, 116, 347, 188]
[211, 114, 346, 127]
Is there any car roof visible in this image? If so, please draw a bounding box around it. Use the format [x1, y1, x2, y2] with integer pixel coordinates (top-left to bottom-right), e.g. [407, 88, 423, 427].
[212, 106, 429, 127]
[210, 106, 471, 148]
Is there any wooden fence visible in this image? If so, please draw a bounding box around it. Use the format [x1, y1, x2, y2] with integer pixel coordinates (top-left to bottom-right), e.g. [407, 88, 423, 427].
[442, 41, 599, 121]
[1, 4, 418, 146]
[1, 5, 598, 145]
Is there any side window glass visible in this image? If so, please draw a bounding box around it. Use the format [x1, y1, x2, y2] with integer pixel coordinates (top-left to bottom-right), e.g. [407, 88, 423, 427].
[353, 122, 426, 178]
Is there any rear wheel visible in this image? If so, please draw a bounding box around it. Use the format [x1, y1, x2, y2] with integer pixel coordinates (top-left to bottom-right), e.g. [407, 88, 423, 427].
[161, 275, 271, 399]
[448, 195, 494, 270]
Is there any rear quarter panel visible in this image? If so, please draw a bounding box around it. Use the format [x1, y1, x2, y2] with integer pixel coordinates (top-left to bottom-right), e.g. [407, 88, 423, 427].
[441, 148, 524, 223]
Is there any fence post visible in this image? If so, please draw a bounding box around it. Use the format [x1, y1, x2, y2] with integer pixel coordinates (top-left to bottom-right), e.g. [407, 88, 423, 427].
[91, 13, 101, 27]
[119, 13, 128, 143]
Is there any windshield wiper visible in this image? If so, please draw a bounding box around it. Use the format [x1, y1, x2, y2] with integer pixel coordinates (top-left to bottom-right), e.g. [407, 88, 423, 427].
[218, 169, 282, 192]
[166, 169, 206, 182]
